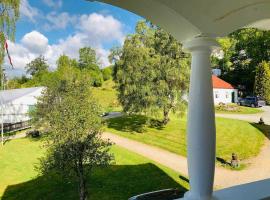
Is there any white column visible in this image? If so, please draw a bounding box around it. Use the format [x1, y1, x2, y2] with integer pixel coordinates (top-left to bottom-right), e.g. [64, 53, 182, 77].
[182, 36, 219, 200]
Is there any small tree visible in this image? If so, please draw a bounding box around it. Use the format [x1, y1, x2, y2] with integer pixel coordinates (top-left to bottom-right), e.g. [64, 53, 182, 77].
[25, 55, 49, 76]
[254, 61, 270, 104]
[33, 76, 113, 200]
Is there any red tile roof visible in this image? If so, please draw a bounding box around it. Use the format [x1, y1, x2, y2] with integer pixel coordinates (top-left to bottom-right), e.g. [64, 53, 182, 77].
[212, 75, 234, 89]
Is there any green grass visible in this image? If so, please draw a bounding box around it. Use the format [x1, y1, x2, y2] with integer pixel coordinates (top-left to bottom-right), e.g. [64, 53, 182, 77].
[0, 137, 188, 200]
[92, 80, 121, 112]
[215, 104, 263, 114]
[106, 115, 266, 162]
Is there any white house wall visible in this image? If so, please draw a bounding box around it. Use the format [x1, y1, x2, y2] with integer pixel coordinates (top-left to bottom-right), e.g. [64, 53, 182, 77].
[213, 88, 238, 105]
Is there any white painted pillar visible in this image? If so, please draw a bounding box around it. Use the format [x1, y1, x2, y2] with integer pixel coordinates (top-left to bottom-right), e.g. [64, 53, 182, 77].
[182, 36, 219, 200]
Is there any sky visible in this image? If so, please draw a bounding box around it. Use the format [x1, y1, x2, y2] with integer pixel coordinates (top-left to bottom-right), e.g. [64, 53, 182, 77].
[4, 0, 142, 77]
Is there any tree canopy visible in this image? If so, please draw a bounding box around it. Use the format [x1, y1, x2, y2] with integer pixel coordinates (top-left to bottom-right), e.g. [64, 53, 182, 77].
[111, 21, 190, 124]
[78, 47, 103, 87]
[213, 28, 270, 94]
[25, 55, 49, 76]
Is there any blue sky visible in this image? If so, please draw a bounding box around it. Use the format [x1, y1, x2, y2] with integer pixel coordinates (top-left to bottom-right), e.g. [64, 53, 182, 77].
[5, 0, 142, 77]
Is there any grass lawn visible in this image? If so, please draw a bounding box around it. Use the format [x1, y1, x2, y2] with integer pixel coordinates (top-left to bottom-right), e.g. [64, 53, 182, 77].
[92, 80, 121, 112]
[106, 115, 266, 162]
[0, 137, 188, 200]
[215, 104, 263, 114]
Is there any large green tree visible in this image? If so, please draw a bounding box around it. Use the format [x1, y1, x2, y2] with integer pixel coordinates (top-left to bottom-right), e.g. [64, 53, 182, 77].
[33, 74, 113, 200]
[254, 61, 270, 104]
[111, 21, 190, 125]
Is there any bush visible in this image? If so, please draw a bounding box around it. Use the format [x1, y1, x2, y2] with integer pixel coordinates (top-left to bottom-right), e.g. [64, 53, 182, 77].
[102, 67, 112, 81]
[215, 103, 241, 112]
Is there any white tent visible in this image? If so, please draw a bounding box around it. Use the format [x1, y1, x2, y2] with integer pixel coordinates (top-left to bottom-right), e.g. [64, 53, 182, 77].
[0, 87, 45, 124]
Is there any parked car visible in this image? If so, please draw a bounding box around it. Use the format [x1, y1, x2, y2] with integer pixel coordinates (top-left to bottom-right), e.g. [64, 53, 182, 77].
[238, 96, 266, 107]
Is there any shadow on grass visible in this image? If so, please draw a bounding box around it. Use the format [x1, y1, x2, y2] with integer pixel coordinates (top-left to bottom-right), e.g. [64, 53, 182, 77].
[216, 157, 231, 166]
[106, 115, 164, 133]
[250, 123, 270, 140]
[2, 163, 187, 200]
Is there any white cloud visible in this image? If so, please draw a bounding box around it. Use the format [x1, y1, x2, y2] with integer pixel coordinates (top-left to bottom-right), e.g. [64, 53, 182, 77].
[20, 0, 40, 22]
[4, 13, 125, 77]
[42, 0, 62, 9]
[79, 13, 125, 44]
[21, 31, 49, 54]
[4, 39, 37, 76]
[44, 12, 78, 31]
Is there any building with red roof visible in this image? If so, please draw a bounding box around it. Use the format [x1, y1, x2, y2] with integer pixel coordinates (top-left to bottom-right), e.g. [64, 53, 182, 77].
[212, 75, 238, 104]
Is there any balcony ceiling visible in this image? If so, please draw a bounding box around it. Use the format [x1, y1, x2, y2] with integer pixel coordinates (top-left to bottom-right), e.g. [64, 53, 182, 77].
[95, 0, 270, 42]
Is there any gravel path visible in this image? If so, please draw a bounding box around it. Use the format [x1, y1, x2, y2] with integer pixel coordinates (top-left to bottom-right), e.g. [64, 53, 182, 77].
[103, 132, 270, 189]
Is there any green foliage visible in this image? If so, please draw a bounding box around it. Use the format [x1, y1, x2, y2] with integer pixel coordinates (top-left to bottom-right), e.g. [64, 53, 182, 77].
[25, 55, 49, 76]
[91, 79, 121, 113]
[212, 37, 236, 72]
[101, 66, 112, 81]
[78, 47, 103, 87]
[6, 75, 29, 89]
[79, 47, 99, 71]
[254, 61, 270, 104]
[111, 21, 189, 125]
[214, 28, 270, 93]
[57, 54, 78, 71]
[33, 75, 113, 200]
[7, 48, 105, 89]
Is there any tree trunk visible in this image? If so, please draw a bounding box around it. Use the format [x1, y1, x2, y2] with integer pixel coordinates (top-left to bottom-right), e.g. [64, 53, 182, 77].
[77, 161, 88, 200]
[162, 108, 170, 125]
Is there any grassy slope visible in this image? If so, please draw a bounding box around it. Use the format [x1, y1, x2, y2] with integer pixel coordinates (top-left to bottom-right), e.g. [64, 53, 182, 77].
[106, 115, 266, 161]
[0, 138, 188, 200]
[91, 80, 121, 112]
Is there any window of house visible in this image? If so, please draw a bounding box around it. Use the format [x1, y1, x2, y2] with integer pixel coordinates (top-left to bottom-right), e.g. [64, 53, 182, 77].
[226, 92, 229, 99]
[215, 92, 219, 98]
